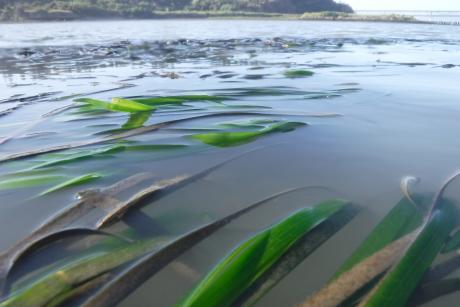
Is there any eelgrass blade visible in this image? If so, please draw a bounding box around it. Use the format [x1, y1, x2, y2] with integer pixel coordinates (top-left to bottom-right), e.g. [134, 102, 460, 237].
[37, 174, 102, 197]
[191, 121, 306, 147]
[0, 175, 66, 190]
[302, 174, 460, 307]
[131, 95, 226, 105]
[46, 274, 111, 307]
[0, 111, 313, 163]
[31, 145, 125, 169]
[0, 239, 168, 307]
[178, 200, 346, 307]
[359, 202, 457, 307]
[300, 196, 431, 307]
[75, 98, 154, 113]
[122, 112, 152, 129]
[131, 97, 185, 105]
[81, 197, 347, 307]
[237, 204, 359, 306]
[300, 231, 418, 307]
[0, 148, 265, 292]
[110, 98, 155, 112]
[284, 70, 314, 78]
[357, 173, 460, 306]
[334, 196, 426, 278]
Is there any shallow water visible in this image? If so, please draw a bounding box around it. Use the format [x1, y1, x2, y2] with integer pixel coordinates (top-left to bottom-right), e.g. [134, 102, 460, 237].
[1, 19, 460, 306]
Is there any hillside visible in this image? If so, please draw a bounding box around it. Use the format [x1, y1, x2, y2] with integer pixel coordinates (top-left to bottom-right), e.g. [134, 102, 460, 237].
[0, 0, 353, 21]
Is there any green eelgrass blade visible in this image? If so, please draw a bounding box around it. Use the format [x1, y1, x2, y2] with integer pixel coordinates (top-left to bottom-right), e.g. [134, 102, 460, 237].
[75, 98, 154, 113]
[110, 98, 155, 112]
[360, 201, 457, 307]
[32, 145, 125, 169]
[0, 175, 66, 190]
[131, 97, 185, 105]
[178, 200, 346, 307]
[191, 121, 306, 147]
[0, 239, 166, 307]
[333, 196, 426, 278]
[122, 112, 152, 129]
[38, 174, 102, 196]
[79, 189, 336, 307]
[300, 200, 456, 307]
[131, 95, 226, 106]
[284, 70, 314, 78]
[238, 204, 359, 306]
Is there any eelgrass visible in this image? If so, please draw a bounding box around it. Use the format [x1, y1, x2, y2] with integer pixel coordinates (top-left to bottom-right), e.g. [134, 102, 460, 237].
[284, 69, 315, 78]
[191, 121, 306, 147]
[179, 200, 346, 307]
[302, 173, 460, 307]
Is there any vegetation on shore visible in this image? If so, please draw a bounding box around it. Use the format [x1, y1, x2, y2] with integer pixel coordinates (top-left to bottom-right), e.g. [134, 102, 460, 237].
[0, 0, 352, 21]
[300, 11, 421, 23]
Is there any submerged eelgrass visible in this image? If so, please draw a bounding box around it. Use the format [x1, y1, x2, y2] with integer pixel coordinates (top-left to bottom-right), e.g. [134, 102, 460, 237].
[178, 200, 347, 307]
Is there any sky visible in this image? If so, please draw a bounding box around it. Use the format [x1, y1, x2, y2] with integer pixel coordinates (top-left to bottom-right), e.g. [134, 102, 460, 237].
[342, 0, 460, 11]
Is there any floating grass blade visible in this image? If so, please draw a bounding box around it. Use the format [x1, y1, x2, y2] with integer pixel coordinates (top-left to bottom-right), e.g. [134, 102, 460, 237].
[75, 98, 154, 113]
[0, 175, 66, 190]
[122, 112, 152, 129]
[74, 98, 111, 110]
[131, 95, 226, 106]
[0, 111, 316, 163]
[131, 97, 186, 105]
[191, 121, 306, 147]
[38, 174, 102, 197]
[0, 112, 335, 164]
[123, 144, 188, 152]
[284, 70, 314, 78]
[32, 145, 125, 169]
[179, 200, 346, 307]
[110, 98, 155, 112]
[0, 167, 64, 179]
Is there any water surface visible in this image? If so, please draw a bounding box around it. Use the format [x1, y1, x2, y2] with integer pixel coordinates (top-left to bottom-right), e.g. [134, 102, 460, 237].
[1, 19, 460, 307]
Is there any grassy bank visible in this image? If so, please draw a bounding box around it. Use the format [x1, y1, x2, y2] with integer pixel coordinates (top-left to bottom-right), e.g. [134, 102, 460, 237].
[0, 8, 428, 24]
[300, 12, 427, 23]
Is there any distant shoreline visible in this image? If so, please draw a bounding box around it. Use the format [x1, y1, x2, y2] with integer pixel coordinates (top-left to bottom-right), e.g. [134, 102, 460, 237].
[0, 11, 441, 25]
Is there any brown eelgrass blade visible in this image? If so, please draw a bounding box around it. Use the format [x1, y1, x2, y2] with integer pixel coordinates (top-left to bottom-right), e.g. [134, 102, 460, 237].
[299, 232, 417, 307]
[301, 171, 460, 307]
[0, 147, 265, 294]
[0, 173, 154, 293]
